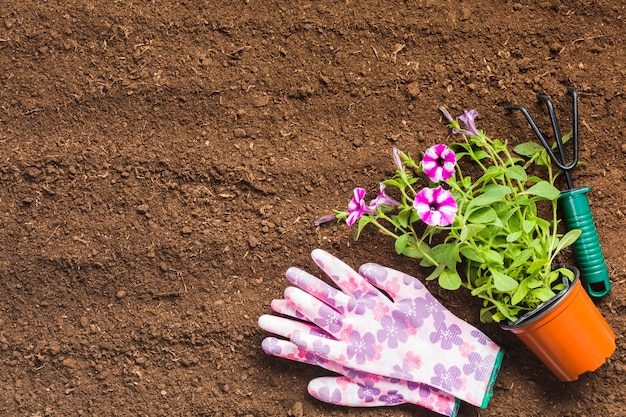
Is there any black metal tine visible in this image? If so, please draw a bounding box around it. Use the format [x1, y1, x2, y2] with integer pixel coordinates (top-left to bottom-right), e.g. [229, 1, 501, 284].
[536, 93, 575, 189]
[504, 87, 580, 190]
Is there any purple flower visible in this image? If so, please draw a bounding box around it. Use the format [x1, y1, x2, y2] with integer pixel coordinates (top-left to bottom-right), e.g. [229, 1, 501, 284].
[369, 184, 400, 209]
[431, 364, 462, 391]
[454, 109, 480, 137]
[463, 353, 494, 382]
[314, 213, 337, 226]
[422, 144, 456, 182]
[357, 380, 381, 402]
[380, 390, 404, 405]
[346, 330, 377, 364]
[346, 187, 376, 227]
[430, 323, 463, 350]
[377, 312, 408, 348]
[413, 186, 458, 227]
[392, 147, 403, 171]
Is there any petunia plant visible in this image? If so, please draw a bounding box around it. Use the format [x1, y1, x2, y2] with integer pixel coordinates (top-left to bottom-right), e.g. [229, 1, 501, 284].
[316, 108, 581, 323]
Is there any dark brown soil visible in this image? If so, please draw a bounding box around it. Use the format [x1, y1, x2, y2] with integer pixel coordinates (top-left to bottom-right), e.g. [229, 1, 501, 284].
[1, 1, 625, 416]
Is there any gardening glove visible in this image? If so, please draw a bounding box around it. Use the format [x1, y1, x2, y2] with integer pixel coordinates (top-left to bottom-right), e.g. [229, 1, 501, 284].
[259, 299, 460, 416]
[283, 249, 504, 408]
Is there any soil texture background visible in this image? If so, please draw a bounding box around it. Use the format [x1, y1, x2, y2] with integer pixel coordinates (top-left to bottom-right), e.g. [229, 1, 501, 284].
[1, 1, 625, 416]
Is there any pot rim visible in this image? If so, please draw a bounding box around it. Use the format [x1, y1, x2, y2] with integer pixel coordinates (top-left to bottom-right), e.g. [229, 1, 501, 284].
[500, 265, 580, 330]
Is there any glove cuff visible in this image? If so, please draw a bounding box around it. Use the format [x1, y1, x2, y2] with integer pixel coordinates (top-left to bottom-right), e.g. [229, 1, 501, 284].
[480, 348, 505, 408]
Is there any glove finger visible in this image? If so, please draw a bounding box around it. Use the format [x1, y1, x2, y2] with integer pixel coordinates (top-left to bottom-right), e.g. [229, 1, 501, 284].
[261, 337, 332, 367]
[286, 267, 352, 313]
[359, 262, 429, 301]
[308, 377, 459, 416]
[270, 298, 306, 320]
[284, 287, 345, 337]
[310, 249, 380, 298]
[290, 329, 380, 374]
[258, 314, 331, 340]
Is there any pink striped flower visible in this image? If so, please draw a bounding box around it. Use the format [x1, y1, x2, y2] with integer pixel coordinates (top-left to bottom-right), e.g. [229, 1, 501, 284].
[346, 188, 375, 226]
[413, 187, 458, 227]
[422, 144, 456, 183]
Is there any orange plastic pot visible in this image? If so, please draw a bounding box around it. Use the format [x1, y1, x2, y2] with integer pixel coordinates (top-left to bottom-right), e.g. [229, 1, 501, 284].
[501, 267, 615, 381]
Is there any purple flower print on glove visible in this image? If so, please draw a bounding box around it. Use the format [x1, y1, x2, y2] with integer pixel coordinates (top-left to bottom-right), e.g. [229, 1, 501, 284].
[463, 352, 495, 382]
[316, 385, 343, 403]
[358, 379, 381, 402]
[380, 390, 404, 405]
[347, 289, 377, 315]
[430, 323, 463, 350]
[377, 311, 409, 348]
[431, 364, 463, 392]
[346, 330, 377, 365]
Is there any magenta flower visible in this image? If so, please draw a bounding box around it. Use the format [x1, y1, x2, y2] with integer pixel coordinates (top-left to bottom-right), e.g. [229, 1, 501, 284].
[346, 187, 375, 226]
[453, 109, 480, 137]
[422, 144, 456, 182]
[369, 184, 400, 209]
[413, 187, 458, 227]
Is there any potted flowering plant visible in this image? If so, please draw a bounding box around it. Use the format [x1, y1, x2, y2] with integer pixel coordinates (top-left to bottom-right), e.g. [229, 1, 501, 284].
[316, 108, 615, 380]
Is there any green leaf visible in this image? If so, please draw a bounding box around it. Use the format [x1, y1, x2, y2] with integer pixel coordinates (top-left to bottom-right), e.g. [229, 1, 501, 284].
[510, 248, 532, 268]
[402, 246, 425, 259]
[485, 250, 503, 264]
[514, 141, 544, 157]
[460, 247, 485, 263]
[439, 268, 462, 290]
[459, 224, 486, 242]
[395, 234, 409, 255]
[527, 258, 548, 274]
[396, 209, 412, 228]
[511, 280, 529, 305]
[520, 181, 561, 200]
[354, 215, 375, 240]
[505, 165, 527, 182]
[553, 229, 582, 256]
[467, 207, 497, 224]
[425, 262, 446, 281]
[467, 184, 511, 211]
[522, 219, 535, 234]
[491, 269, 519, 292]
[505, 230, 522, 243]
[530, 287, 556, 302]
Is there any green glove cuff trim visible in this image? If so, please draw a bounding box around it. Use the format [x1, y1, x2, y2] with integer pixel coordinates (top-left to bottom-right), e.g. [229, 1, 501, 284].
[450, 397, 462, 417]
[480, 348, 505, 409]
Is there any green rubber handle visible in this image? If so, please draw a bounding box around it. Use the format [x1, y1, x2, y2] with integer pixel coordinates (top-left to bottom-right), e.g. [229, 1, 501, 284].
[559, 186, 610, 297]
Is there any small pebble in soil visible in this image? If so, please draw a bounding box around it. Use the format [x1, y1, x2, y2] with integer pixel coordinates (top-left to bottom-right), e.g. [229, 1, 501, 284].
[288, 402, 303, 417]
[116, 290, 127, 299]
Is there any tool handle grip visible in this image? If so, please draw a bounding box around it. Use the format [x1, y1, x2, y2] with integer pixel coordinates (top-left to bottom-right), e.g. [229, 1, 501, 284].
[559, 187, 610, 297]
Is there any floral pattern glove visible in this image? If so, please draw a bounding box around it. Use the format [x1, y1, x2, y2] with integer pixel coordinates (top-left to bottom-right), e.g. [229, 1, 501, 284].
[284, 249, 504, 408]
[259, 299, 460, 416]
